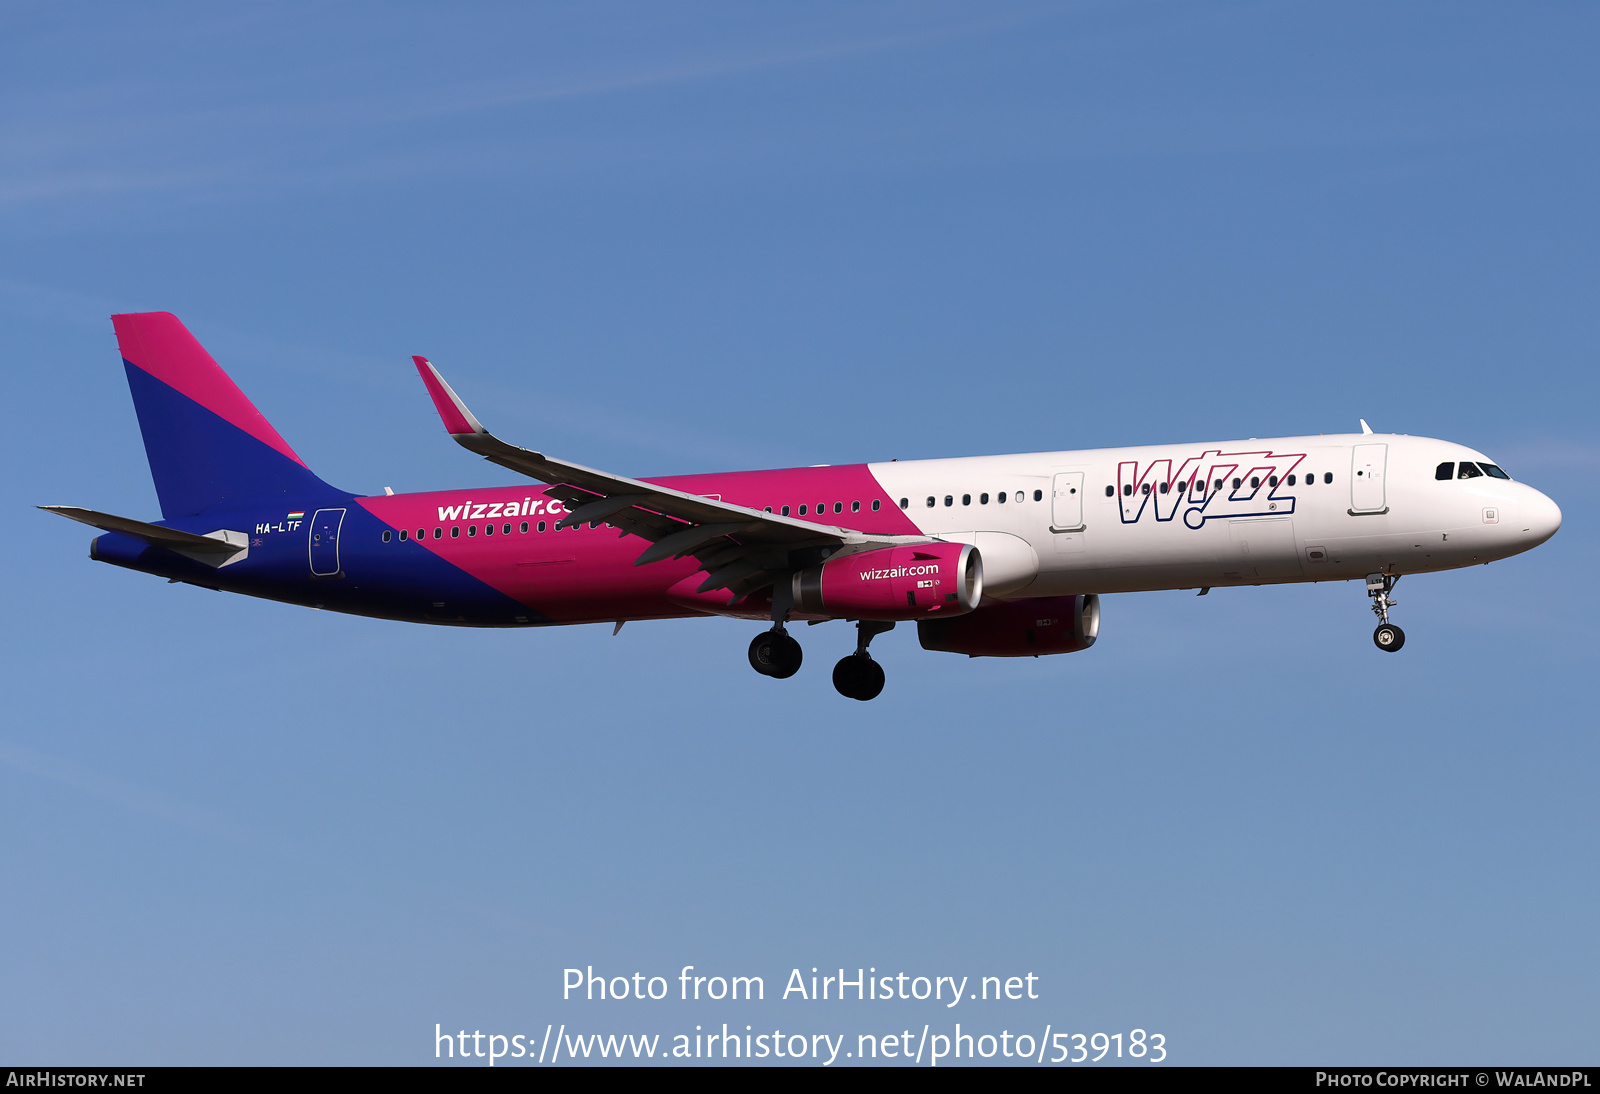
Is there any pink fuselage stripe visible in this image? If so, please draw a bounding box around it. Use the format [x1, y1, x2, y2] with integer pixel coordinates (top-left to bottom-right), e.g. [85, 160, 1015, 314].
[112, 312, 308, 468]
[355, 463, 916, 623]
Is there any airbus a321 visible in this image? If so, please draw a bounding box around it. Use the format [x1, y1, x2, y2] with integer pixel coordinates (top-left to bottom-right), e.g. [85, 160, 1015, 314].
[44, 313, 1562, 700]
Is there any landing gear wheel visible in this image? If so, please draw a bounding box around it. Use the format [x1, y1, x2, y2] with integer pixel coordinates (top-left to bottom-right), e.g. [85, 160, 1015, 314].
[1373, 623, 1405, 652]
[832, 653, 885, 701]
[749, 631, 803, 678]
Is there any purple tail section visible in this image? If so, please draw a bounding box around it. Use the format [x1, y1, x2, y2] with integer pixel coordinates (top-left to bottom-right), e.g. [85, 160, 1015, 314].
[112, 312, 337, 517]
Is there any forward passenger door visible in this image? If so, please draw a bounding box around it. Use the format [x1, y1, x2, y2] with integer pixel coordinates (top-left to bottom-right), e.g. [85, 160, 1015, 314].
[1350, 445, 1388, 513]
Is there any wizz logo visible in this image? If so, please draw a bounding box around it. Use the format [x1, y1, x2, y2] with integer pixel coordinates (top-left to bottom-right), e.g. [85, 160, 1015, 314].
[1117, 449, 1306, 529]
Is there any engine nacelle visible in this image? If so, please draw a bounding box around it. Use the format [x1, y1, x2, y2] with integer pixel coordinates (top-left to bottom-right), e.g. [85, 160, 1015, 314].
[793, 543, 982, 621]
[917, 594, 1099, 657]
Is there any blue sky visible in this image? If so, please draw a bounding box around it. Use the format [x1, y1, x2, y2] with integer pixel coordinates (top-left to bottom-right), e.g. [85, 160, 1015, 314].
[3, 1, 1597, 1065]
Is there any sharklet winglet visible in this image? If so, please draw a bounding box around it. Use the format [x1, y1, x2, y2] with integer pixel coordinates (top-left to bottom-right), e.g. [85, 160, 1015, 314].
[413, 357, 487, 437]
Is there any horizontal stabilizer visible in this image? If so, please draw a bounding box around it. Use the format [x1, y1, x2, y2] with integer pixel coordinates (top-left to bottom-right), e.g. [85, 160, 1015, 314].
[40, 506, 249, 567]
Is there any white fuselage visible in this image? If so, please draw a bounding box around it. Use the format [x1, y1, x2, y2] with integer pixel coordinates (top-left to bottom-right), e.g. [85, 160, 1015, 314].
[869, 433, 1562, 598]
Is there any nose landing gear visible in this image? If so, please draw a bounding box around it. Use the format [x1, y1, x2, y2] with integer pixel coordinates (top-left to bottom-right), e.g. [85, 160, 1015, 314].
[833, 621, 893, 701]
[1367, 573, 1405, 653]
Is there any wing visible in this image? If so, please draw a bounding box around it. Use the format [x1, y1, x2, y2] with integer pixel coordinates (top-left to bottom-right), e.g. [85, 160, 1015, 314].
[412, 357, 931, 600]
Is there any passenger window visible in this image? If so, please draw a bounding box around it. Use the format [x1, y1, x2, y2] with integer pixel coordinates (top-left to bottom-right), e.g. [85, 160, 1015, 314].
[1232, 478, 1242, 489]
[1435, 462, 1454, 481]
[1479, 463, 1510, 480]
[852, 501, 860, 512]
[899, 498, 908, 509]
[1140, 483, 1150, 495]
[399, 530, 408, 541]
[834, 502, 843, 514]
[433, 528, 442, 539]
[1158, 482, 1168, 494]
[926, 497, 935, 508]
[1250, 477, 1260, 489]
[520, 522, 528, 533]
[1033, 490, 1042, 501]
[1268, 475, 1278, 487]
[799, 505, 807, 515]
[980, 493, 989, 504]
[538, 521, 546, 532]
[504, 523, 512, 534]
[1105, 485, 1114, 497]
[1323, 473, 1332, 484]
[764, 506, 772, 513]
[962, 494, 971, 506]
[451, 527, 460, 538]
[1123, 484, 1133, 496]
[997, 491, 1006, 504]
[1215, 479, 1224, 490]
[944, 495, 953, 507]
[872, 500, 881, 511]
[468, 525, 477, 537]
[1458, 462, 1482, 479]
[781, 505, 790, 516]
[382, 530, 392, 542]
[486, 524, 495, 535]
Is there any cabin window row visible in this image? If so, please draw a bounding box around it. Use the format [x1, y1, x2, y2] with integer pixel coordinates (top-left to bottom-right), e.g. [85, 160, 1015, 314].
[762, 500, 882, 517]
[899, 490, 1045, 509]
[381, 520, 573, 542]
[1104, 472, 1332, 497]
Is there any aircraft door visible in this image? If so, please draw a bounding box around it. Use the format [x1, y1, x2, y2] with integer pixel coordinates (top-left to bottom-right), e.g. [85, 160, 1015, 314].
[1051, 472, 1085, 530]
[309, 507, 346, 576]
[1350, 444, 1388, 513]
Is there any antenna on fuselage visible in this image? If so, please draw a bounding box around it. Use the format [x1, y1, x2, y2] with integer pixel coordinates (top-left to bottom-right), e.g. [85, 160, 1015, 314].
[1359, 419, 1374, 434]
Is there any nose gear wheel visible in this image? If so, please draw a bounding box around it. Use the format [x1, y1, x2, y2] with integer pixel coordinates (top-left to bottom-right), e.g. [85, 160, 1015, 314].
[1373, 623, 1405, 652]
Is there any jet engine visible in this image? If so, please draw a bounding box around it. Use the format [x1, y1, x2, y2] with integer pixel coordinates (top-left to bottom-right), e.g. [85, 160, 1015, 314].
[917, 594, 1099, 657]
[792, 542, 982, 621]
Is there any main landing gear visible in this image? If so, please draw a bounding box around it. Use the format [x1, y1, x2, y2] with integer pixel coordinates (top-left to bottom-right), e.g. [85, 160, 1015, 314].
[749, 627, 803, 679]
[747, 616, 894, 701]
[750, 575, 805, 679]
[1367, 572, 1405, 653]
[832, 621, 894, 702]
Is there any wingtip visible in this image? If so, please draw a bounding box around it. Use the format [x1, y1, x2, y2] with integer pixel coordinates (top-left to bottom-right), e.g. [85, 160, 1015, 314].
[412, 355, 485, 436]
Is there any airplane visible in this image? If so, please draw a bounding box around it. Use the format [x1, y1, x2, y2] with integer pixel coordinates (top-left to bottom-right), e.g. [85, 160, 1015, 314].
[43, 312, 1562, 701]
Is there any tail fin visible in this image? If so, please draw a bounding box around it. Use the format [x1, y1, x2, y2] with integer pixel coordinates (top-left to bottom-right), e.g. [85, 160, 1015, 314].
[112, 312, 335, 517]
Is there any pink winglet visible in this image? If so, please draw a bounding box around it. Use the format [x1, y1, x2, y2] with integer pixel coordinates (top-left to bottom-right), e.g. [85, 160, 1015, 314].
[112, 312, 308, 467]
[412, 356, 484, 436]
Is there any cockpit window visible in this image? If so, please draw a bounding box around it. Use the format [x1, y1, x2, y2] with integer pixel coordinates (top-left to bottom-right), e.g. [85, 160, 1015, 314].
[1457, 462, 1482, 479]
[1478, 463, 1511, 480]
[1435, 462, 1454, 480]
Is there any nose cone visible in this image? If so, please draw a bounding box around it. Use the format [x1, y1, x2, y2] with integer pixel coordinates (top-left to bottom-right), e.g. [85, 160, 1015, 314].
[1519, 487, 1562, 548]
